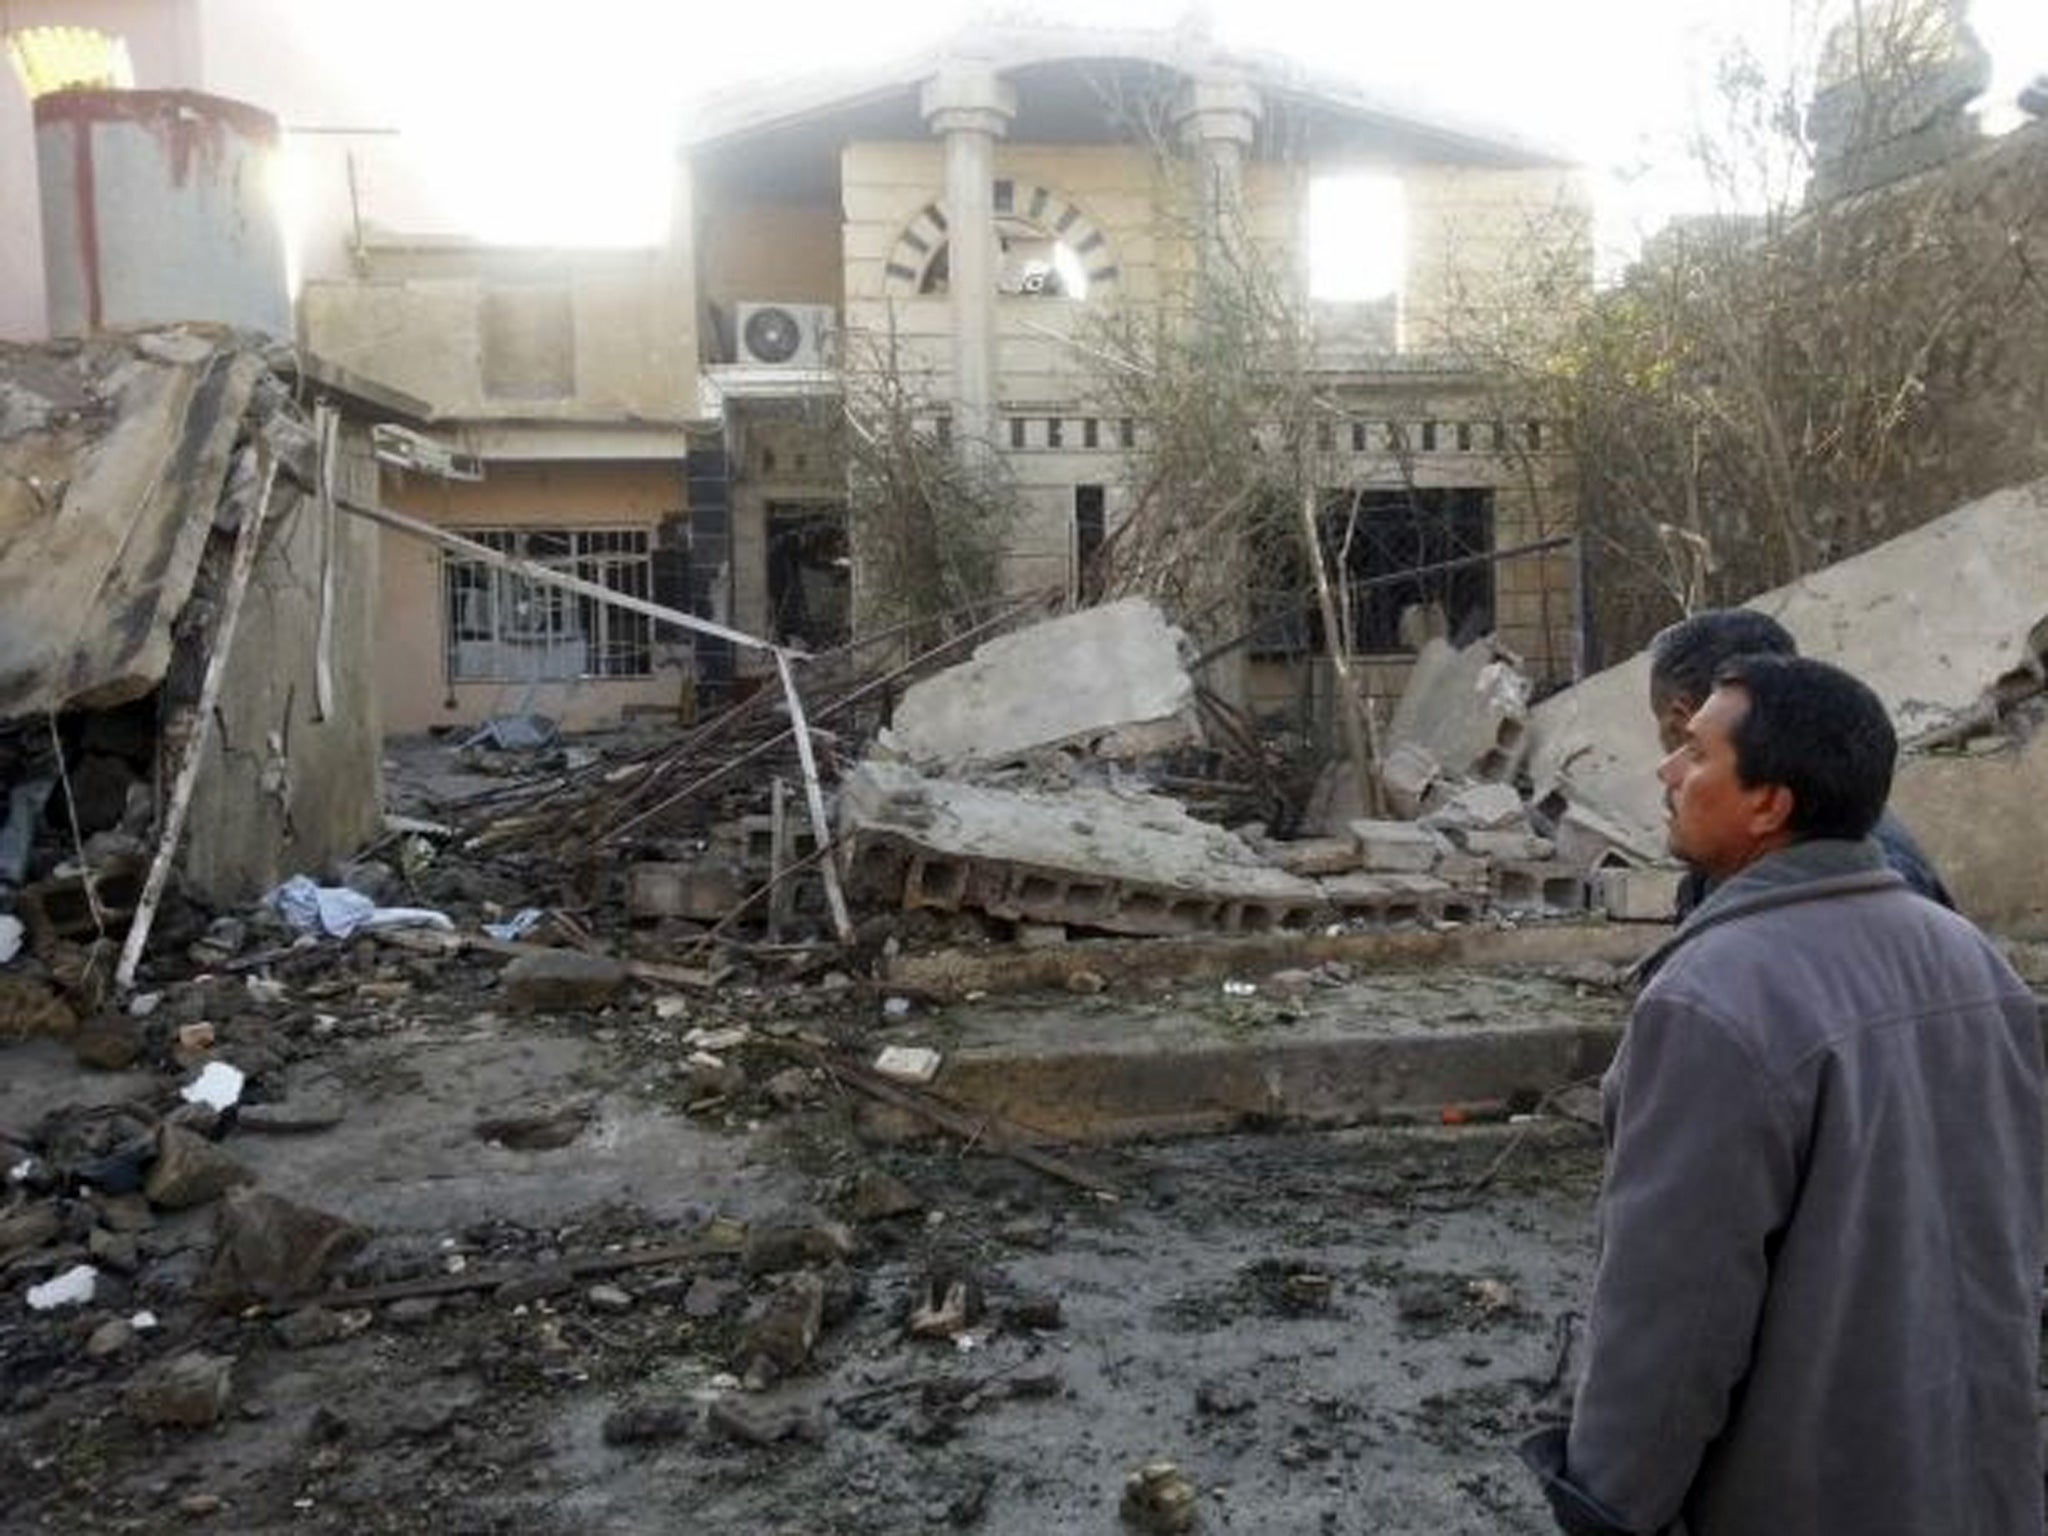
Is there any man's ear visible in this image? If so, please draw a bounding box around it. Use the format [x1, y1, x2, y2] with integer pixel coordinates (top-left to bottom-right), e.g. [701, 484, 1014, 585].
[1748, 782, 1795, 838]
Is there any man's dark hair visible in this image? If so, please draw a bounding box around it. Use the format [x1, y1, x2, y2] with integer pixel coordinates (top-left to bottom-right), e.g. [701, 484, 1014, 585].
[1650, 610, 1797, 705]
[1713, 654, 1896, 841]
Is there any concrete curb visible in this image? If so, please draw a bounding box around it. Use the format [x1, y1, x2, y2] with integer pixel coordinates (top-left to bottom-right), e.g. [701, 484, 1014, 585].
[935, 1019, 1623, 1143]
[883, 919, 1663, 1001]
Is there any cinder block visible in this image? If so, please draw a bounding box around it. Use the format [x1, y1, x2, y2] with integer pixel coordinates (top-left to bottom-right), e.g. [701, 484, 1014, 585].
[1456, 829, 1555, 862]
[1270, 837, 1363, 876]
[1554, 803, 1653, 871]
[627, 861, 745, 921]
[1422, 781, 1526, 832]
[1319, 873, 1450, 926]
[1598, 866, 1684, 923]
[1347, 819, 1447, 874]
[1434, 851, 1493, 895]
[1493, 860, 1590, 915]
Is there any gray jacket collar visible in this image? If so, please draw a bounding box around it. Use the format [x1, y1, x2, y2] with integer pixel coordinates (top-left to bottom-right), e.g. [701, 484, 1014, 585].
[1633, 838, 1904, 985]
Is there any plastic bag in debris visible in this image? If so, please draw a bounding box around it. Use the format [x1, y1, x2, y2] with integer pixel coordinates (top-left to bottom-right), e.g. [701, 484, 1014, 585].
[267, 875, 454, 940]
[483, 909, 545, 942]
[459, 714, 558, 752]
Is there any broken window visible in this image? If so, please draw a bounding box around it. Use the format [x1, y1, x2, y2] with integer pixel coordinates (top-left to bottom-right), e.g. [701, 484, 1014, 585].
[1250, 489, 1495, 657]
[443, 528, 653, 682]
[766, 503, 851, 651]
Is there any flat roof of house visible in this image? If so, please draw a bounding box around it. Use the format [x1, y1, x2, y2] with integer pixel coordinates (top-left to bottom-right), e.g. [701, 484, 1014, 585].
[686, 21, 1571, 197]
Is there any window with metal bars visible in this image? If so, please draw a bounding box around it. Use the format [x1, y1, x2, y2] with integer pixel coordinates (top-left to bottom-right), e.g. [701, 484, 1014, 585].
[443, 528, 654, 682]
[1249, 489, 1495, 657]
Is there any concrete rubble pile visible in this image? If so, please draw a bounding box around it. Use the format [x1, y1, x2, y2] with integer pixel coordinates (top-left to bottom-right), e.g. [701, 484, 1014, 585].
[0, 326, 380, 1021]
[839, 599, 1607, 939]
[1528, 476, 2048, 932]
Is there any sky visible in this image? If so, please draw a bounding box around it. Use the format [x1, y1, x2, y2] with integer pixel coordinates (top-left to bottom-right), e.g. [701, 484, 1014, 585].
[268, 0, 2048, 286]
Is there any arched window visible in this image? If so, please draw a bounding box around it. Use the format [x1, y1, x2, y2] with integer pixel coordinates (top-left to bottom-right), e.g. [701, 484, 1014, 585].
[882, 182, 1119, 301]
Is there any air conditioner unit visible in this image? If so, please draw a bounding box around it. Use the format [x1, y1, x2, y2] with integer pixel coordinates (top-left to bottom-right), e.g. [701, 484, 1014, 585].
[735, 302, 837, 368]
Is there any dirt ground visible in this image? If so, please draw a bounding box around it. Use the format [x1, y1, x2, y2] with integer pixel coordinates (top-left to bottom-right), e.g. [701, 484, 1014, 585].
[0, 939, 1607, 1536]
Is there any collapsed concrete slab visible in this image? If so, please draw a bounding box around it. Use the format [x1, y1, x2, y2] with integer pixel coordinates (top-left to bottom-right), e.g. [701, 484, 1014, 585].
[0, 329, 388, 907]
[840, 761, 1323, 937]
[1528, 476, 2048, 869]
[1382, 638, 1531, 814]
[879, 599, 1199, 771]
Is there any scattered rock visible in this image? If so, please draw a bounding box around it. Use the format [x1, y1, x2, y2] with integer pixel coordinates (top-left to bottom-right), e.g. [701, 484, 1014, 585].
[997, 1215, 1055, 1249]
[743, 1219, 856, 1276]
[72, 1014, 144, 1070]
[909, 1269, 984, 1339]
[0, 976, 77, 1039]
[144, 1126, 254, 1211]
[273, 1307, 346, 1350]
[739, 1272, 826, 1383]
[1467, 1276, 1518, 1314]
[86, 1316, 136, 1359]
[190, 916, 248, 966]
[138, 1248, 210, 1306]
[474, 1101, 593, 1151]
[1121, 1459, 1199, 1533]
[0, 1203, 59, 1261]
[1261, 969, 1318, 1000]
[686, 1056, 746, 1101]
[762, 1067, 818, 1109]
[585, 1283, 633, 1312]
[238, 1087, 346, 1134]
[205, 1190, 369, 1306]
[706, 1395, 824, 1448]
[89, 1226, 140, 1274]
[844, 1168, 922, 1223]
[91, 1193, 156, 1233]
[163, 1102, 222, 1138]
[873, 1045, 943, 1084]
[603, 1401, 695, 1446]
[682, 1275, 739, 1320]
[125, 1350, 234, 1428]
[1395, 1281, 1454, 1324]
[500, 951, 628, 1011]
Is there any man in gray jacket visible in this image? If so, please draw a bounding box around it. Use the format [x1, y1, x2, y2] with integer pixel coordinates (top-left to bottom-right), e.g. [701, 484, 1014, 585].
[1523, 654, 2044, 1535]
[1647, 609, 1952, 911]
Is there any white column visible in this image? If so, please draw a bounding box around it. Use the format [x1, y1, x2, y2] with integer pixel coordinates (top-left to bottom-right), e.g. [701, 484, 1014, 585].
[1172, 74, 1263, 274]
[920, 63, 1015, 460]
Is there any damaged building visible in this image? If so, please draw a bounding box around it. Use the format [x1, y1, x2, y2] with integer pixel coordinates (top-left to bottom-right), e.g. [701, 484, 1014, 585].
[3, 7, 2048, 1536]
[296, 20, 1589, 734]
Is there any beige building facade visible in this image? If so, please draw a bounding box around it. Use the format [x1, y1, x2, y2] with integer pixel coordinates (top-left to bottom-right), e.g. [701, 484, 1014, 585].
[113, 16, 1585, 738]
[689, 24, 1591, 725]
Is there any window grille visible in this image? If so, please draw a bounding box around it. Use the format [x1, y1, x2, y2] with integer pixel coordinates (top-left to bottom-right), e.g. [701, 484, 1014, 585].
[442, 527, 654, 682]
